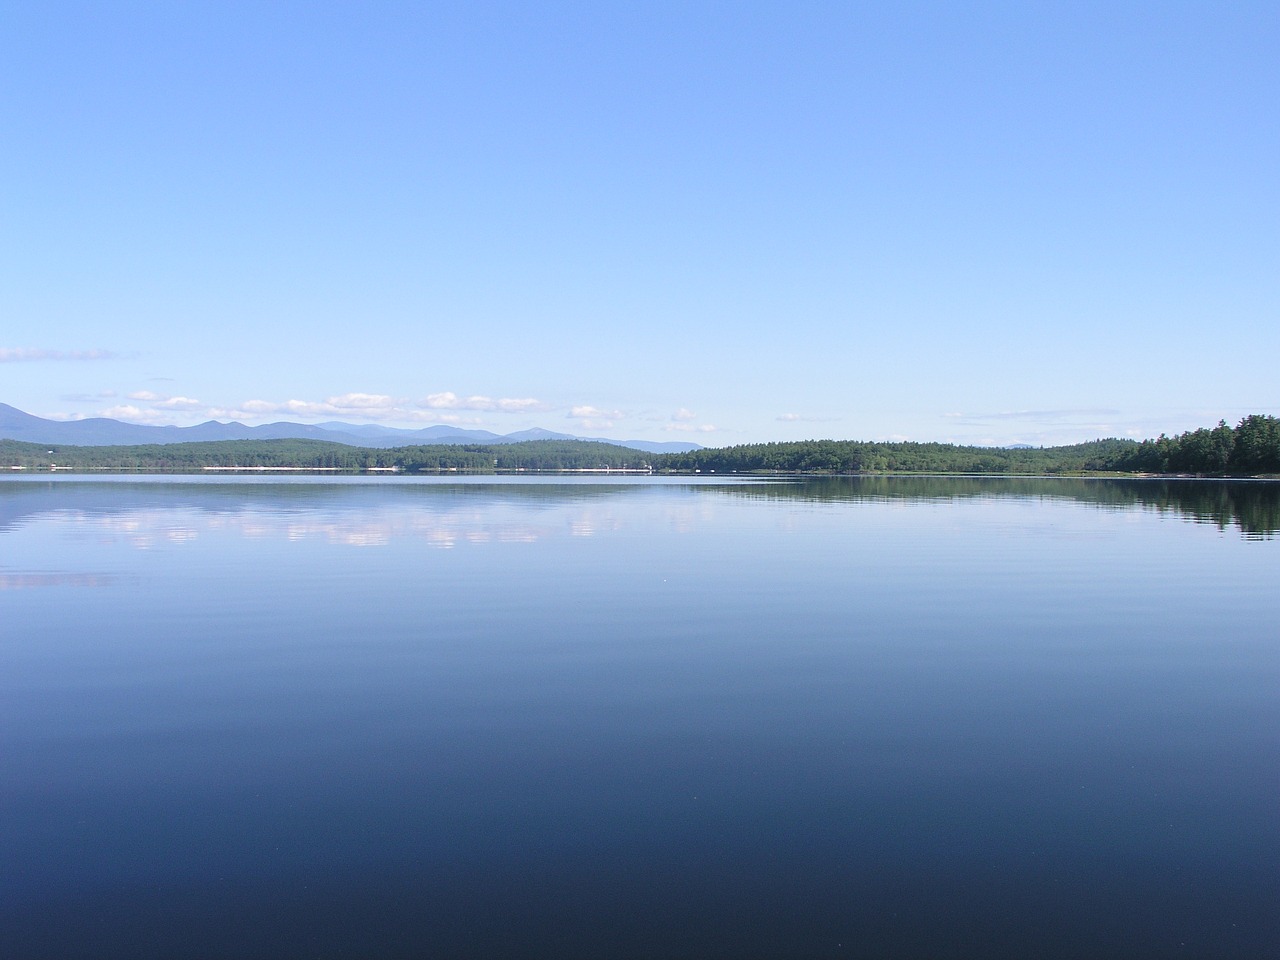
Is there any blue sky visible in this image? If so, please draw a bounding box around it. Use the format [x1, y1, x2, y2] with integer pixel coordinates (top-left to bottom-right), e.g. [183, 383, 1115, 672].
[3, 1, 1276, 446]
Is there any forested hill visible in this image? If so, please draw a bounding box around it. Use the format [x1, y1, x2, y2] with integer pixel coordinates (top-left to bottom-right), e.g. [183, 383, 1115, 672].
[1112, 415, 1280, 474]
[2, 414, 1277, 475]
[657, 438, 1140, 474]
[0, 438, 654, 473]
[660, 415, 1280, 475]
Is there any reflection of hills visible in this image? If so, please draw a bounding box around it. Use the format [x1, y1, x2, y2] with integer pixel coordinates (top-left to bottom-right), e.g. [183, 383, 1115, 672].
[722, 476, 1280, 539]
[2, 476, 1277, 540]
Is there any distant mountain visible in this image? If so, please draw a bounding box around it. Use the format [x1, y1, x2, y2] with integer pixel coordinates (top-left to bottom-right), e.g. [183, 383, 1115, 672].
[502, 427, 575, 442]
[310, 422, 407, 438]
[582, 435, 704, 454]
[0, 403, 703, 454]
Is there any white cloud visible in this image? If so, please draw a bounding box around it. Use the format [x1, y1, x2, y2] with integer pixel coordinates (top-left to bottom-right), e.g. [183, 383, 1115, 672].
[570, 405, 625, 420]
[327, 392, 398, 410]
[420, 392, 545, 412]
[156, 396, 202, 409]
[208, 393, 512, 424]
[943, 408, 1121, 424]
[664, 422, 718, 433]
[81, 388, 548, 428]
[226, 394, 407, 420]
[495, 397, 545, 412]
[120, 391, 203, 412]
[98, 404, 174, 424]
[672, 408, 696, 422]
[422, 392, 464, 409]
[201, 406, 266, 421]
[777, 413, 840, 423]
[237, 399, 284, 414]
[1, 348, 119, 362]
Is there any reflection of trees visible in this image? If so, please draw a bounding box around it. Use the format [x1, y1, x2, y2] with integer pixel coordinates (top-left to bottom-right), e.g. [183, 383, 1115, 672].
[722, 477, 1280, 539]
[2, 476, 1277, 541]
[0, 481, 654, 545]
[0, 480, 646, 533]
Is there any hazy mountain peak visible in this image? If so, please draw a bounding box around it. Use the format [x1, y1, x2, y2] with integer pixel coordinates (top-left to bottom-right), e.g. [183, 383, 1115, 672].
[0, 403, 703, 453]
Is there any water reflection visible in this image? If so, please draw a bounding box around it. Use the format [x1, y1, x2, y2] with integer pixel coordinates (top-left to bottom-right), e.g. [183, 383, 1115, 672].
[0, 480, 672, 548]
[723, 476, 1280, 539]
[2, 476, 1277, 540]
[2, 475, 1276, 959]
[0, 570, 122, 589]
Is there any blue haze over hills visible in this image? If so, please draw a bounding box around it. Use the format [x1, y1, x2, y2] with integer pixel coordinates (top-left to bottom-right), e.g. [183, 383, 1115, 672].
[0, 404, 700, 454]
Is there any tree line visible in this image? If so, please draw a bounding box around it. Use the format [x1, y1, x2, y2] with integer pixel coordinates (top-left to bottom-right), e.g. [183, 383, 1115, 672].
[1111, 415, 1280, 474]
[655, 437, 1141, 474]
[659, 415, 1279, 475]
[2, 414, 1277, 476]
[0, 438, 653, 473]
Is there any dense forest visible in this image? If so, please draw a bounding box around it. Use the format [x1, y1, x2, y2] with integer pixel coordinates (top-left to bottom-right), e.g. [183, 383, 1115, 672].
[660, 416, 1280, 475]
[3, 414, 1278, 476]
[656, 438, 1141, 474]
[1111, 415, 1280, 475]
[0, 438, 653, 473]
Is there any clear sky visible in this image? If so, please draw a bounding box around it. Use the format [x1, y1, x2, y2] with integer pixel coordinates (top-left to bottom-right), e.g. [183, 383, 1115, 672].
[3, 1, 1276, 446]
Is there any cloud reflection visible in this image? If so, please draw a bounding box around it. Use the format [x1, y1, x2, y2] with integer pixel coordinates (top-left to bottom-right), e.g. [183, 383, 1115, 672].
[0, 571, 121, 589]
[22, 501, 676, 550]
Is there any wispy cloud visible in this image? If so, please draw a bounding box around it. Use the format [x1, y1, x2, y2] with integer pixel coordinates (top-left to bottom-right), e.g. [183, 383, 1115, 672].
[99, 404, 175, 424]
[95, 389, 551, 426]
[663, 422, 718, 433]
[566, 405, 628, 430]
[938, 408, 1133, 445]
[1, 348, 122, 362]
[942, 408, 1120, 424]
[421, 392, 546, 412]
[120, 391, 202, 410]
[87, 389, 722, 436]
[223, 394, 413, 421]
[777, 413, 841, 423]
[570, 405, 625, 420]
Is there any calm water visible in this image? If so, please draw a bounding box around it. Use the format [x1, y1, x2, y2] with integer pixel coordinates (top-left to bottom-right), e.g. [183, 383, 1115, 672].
[2, 476, 1277, 959]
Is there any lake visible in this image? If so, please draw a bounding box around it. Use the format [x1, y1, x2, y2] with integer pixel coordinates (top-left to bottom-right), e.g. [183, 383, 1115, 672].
[2, 475, 1277, 959]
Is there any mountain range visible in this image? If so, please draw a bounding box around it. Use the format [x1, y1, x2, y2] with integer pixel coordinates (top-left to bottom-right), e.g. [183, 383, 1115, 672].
[0, 404, 703, 454]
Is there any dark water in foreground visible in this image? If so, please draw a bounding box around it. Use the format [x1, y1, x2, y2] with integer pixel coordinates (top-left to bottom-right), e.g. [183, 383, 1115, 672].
[2, 476, 1277, 959]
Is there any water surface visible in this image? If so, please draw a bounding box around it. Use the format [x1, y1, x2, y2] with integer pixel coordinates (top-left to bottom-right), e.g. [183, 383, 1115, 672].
[2, 477, 1276, 959]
